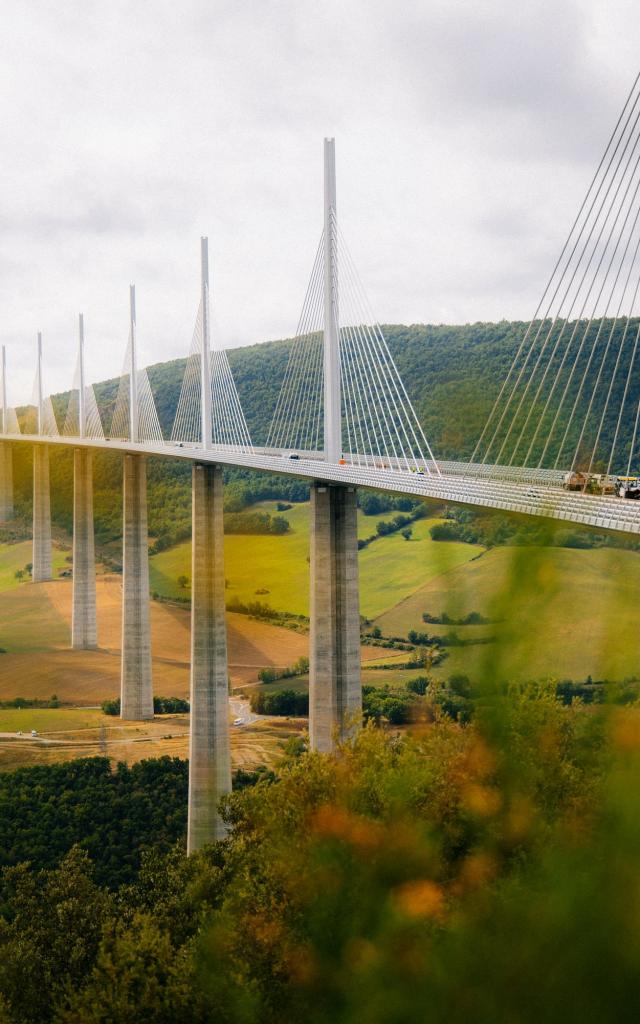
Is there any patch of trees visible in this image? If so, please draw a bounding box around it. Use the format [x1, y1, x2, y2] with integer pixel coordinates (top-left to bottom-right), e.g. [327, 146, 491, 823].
[362, 676, 473, 725]
[362, 684, 421, 724]
[0, 757, 188, 888]
[407, 628, 494, 649]
[359, 505, 429, 550]
[101, 697, 190, 716]
[422, 610, 491, 625]
[358, 491, 426, 516]
[0, 695, 60, 708]
[249, 689, 309, 716]
[223, 511, 289, 535]
[257, 657, 309, 684]
[555, 676, 640, 705]
[248, 675, 473, 725]
[431, 505, 640, 553]
[225, 595, 308, 626]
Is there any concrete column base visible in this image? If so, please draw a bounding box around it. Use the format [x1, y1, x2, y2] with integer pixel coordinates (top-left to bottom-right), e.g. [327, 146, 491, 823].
[120, 454, 153, 720]
[0, 442, 13, 521]
[72, 449, 97, 649]
[187, 464, 231, 853]
[309, 483, 362, 752]
[32, 445, 52, 582]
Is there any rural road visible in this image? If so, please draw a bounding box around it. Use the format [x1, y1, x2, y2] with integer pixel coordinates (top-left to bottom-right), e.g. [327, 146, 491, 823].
[229, 697, 259, 725]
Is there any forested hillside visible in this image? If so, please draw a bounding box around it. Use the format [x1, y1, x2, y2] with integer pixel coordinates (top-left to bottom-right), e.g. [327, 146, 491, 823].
[147, 321, 523, 458]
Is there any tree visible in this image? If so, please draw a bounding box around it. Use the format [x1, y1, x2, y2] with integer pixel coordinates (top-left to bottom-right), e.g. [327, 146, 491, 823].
[401, 527, 413, 541]
[14, 570, 24, 582]
[406, 676, 430, 695]
[177, 575, 189, 590]
[57, 913, 203, 1024]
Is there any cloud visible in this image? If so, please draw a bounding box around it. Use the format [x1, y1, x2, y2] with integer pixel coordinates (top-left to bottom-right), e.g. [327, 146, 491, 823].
[0, 0, 636, 402]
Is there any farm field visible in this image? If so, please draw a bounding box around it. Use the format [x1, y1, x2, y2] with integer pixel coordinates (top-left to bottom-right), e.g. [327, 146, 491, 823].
[0, 706, 302, 773]
[0, 572, 381, 704]
[149, 501, 479, 618]
[2, 502, 640, 716]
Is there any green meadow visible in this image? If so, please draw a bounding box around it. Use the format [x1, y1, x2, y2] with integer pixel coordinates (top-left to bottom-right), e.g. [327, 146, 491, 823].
[380, 543, 640, 684]
[0, 540, 68, 592]
[0, 708, 104, 734]
[149, 501, 479, 619]
[150, 501, 640, 684]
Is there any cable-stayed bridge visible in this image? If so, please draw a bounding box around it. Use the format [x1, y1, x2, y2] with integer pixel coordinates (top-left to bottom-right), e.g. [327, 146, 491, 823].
[3, 76, 640, 849]
[7, 122, 640, 534]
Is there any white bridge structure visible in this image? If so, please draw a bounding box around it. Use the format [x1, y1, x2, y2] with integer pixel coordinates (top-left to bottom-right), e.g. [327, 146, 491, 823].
[3, 79, 640, 850]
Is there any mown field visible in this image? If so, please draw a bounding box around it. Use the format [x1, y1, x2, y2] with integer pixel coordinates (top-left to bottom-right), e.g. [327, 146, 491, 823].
[0, 706, 302, 773]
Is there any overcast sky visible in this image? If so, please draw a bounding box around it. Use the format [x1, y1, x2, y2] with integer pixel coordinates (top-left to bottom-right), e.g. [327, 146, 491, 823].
[0, 0, 638, 401]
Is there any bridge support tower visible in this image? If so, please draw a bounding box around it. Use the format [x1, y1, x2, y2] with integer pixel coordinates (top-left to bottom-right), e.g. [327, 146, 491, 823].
[120, 454, 153, 720]
[32, 445, 52, 581]
[72, 448, 97, 649]
[187, 463, 231, 852]
[0, 443, 13, 521]
[309, 483, 361, 752]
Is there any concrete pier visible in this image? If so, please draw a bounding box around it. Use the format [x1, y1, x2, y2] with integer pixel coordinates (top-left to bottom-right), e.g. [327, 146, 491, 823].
[120, 454, 153, 720]
[32, 445, 52, 582]
[187, 464, 231, 853]
[309, 483, 361, 752]
[0, 442, 13, 521]
[72, 448, 97, 649]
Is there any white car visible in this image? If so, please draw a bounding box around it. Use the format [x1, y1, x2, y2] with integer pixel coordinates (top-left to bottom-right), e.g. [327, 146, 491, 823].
[233, 717, 243, 726]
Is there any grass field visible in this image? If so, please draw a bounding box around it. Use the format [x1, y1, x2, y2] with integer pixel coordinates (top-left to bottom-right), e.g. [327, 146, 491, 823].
[0, 708, 105, 733]
[377, 544, 640, 683]
[149, 501, 480, 619]
[0, 540, 68, 592]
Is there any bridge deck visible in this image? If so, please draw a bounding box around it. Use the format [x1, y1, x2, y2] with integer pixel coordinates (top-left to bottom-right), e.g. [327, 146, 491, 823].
[6, 434, 640, 537]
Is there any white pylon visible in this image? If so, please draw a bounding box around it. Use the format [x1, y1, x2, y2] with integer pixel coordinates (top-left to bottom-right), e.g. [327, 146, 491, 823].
[200, 237, 213, 450]
[1, 346, 7, 435]
[36, 332, 43, 436]
[323, 137, 341, 463]
[129, 285, 138, 443]
[78, 314, 86, 439]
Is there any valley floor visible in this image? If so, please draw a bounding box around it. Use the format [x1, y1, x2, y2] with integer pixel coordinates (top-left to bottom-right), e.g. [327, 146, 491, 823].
[1, 498, 640, 772]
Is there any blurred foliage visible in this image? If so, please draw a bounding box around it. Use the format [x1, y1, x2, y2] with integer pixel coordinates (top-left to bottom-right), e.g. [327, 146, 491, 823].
[1, 688, 640, 1020]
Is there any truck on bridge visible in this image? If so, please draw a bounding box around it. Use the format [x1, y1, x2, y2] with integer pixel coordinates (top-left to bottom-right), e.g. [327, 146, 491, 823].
[563, 471, 640, 499]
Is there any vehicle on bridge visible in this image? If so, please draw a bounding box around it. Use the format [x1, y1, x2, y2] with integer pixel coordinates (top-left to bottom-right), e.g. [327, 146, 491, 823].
[563, 471, 617, 496]
[616, 477, 640, 500]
